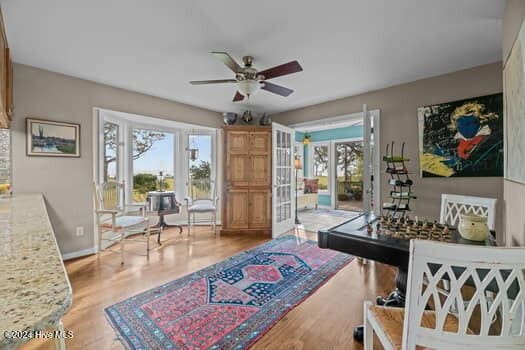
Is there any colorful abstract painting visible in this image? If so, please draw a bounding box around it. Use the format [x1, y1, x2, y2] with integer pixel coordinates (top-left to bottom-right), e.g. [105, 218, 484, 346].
[418, 94, 503, 178]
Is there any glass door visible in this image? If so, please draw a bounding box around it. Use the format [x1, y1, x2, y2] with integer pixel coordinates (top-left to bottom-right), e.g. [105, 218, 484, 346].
[334, 141, 364, 212]
[272, 123, 295, 237]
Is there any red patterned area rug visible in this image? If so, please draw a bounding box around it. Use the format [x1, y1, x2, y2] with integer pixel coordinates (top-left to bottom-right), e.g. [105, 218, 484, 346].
[105, 236, 353, 349]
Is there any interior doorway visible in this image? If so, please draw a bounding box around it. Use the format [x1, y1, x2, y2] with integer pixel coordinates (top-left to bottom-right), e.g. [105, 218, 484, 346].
[288, 107, 380, 232]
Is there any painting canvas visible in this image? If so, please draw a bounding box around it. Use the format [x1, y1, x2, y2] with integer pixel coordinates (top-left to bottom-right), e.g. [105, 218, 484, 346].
[26, 118, 80, 157]
[418, 93, 503, 178]
[504, 18, 525, 184]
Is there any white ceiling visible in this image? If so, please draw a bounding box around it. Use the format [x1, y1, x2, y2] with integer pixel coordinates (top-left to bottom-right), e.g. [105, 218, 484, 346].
[1, 0, 504, 115]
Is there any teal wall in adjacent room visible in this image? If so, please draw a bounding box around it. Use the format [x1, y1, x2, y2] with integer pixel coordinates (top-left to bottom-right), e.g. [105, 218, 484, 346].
[318, 194, 331, 206]
[294, 124, 362, 143]
[294, 124, 363, 207]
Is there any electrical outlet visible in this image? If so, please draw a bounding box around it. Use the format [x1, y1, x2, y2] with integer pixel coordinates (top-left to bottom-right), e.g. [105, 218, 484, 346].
[75, 226, 84, 236]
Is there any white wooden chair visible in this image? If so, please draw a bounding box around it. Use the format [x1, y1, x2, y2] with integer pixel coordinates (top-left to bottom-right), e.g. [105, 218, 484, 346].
[440, 194, 497, 230]
[439, 194, 498, 301]
[364, 240, 525, 350]
[94, 181, 151, 264]
[184, 178, 218, 236]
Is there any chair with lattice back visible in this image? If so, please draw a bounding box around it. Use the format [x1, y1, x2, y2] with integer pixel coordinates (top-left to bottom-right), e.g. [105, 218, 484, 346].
[440, 194, 497, 230]
[364, 240, 525, 349]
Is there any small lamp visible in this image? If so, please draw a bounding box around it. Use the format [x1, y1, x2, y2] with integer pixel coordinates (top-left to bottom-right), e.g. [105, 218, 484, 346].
[189, 148, 199, 161]
[303, 133, 311, 145]
[188, 130, 199, 161]
[294, 157, 303, 225]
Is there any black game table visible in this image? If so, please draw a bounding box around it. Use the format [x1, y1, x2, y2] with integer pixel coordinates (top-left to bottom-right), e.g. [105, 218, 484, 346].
[318, 212, 496, 341]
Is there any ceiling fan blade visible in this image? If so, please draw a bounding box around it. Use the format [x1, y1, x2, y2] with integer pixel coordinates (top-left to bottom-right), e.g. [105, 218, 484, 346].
[261, 81, 294, 97]
[258, 60, 303, 80]
[233, 91, 244, 102]
[212, 52, 241, 73]
[190, 79, 236, 85]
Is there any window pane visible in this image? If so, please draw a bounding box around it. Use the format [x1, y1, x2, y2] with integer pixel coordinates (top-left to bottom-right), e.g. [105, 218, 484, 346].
[313, 145, 329, 191]
[188, 134, 212, 200]
[132, 129, 174, 202]
[103, 122, 119, 182]
[336, 141, 364, 210]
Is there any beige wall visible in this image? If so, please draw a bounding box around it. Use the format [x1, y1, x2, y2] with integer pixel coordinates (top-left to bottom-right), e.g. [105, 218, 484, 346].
[273, 63, 504, 240]
[503, 0, 525, 246]
[12, 63, 222, 256]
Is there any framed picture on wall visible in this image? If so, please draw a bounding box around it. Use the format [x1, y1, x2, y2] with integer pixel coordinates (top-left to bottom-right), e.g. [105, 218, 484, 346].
[418, 93, 503, 178]
[26, 118, 80, 157]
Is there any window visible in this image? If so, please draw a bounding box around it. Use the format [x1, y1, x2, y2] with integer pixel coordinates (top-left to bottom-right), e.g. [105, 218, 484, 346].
[312, 143, 329, 193]
[103, 121, 119, 182]
[98, 109, 217, 209]
[188, 134, 213, 199]
[132, 128, 175, 202]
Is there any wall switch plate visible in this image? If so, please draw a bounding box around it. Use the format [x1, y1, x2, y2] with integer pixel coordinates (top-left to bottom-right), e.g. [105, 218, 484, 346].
[76, 226, 84, 236]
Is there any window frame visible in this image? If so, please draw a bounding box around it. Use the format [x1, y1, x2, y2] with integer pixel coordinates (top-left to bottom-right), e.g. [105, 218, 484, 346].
[98, 112, 217, 206]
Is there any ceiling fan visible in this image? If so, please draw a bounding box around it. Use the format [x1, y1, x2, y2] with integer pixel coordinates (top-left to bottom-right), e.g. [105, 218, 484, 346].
[190, 52, 303, 102]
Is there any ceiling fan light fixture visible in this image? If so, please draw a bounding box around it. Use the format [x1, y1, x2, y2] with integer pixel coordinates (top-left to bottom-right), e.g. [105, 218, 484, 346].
[237, 79, 260, 98]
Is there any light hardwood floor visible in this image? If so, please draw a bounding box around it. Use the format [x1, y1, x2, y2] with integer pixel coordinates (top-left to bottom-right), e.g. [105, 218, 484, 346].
[20, 227, 395, 350]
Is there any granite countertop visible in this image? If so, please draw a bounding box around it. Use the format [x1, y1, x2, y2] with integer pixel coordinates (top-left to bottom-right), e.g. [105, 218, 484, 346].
[0, 194, 72, 348]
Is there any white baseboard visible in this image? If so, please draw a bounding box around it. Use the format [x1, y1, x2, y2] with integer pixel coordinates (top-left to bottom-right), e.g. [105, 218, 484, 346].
[63, 222, 223, 261]
[61, 247, 96, 261]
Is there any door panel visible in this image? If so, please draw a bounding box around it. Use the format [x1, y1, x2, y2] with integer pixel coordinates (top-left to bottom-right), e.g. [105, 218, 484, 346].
[228, 131, 250, 154]
[250, 131, 271, 155]
[226, 189, 249, 228]
[227, 154, 249, 186]
[250, 155, 271, 186]
[249, 190, 271, 228]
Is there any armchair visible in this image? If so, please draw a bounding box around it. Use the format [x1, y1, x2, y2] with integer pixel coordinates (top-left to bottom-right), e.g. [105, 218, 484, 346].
[94, 181, 152, 264]
[184, 178, 218, 236]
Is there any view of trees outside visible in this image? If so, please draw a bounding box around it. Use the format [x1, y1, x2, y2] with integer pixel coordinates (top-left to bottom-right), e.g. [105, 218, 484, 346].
[312, 142, 364, 197]
[313, 145, 329, 190]
[103, 122, 119, 182]
[103, 125, 215, 203]
[132, 129, 173, 202]
[188, 135, 212, 199]
[336, 142, 364, 202]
